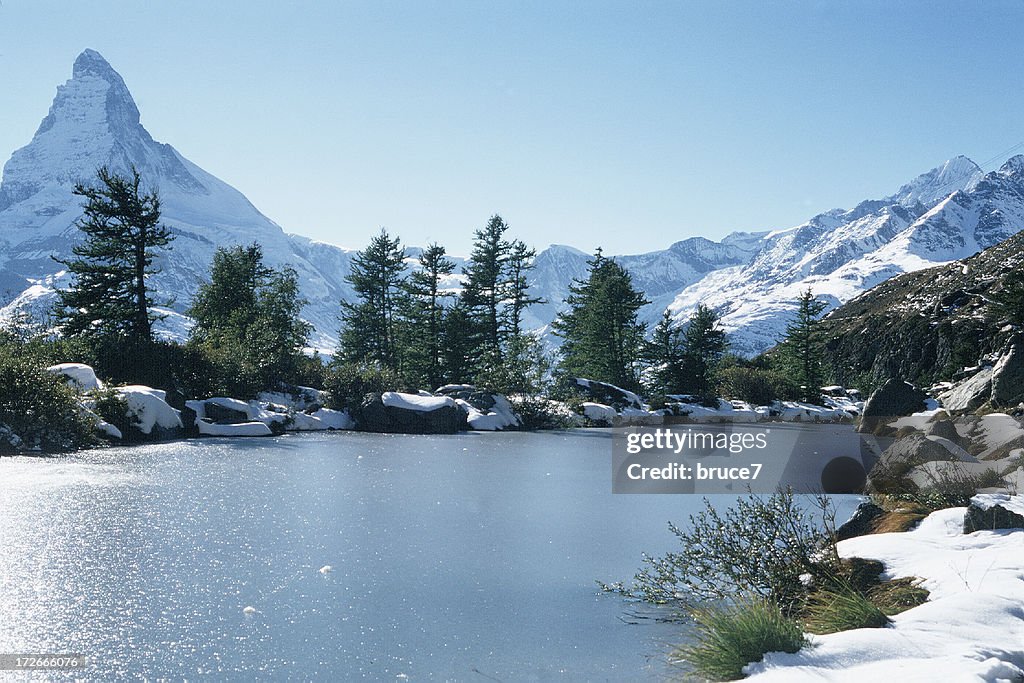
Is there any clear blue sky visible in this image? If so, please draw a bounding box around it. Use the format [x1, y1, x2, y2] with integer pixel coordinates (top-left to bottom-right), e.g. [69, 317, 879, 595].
[1, 1, 1022, 256]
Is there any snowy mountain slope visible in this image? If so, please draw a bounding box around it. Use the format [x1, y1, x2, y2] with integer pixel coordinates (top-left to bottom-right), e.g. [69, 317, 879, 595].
[666, 155, 1024, 356]
[0, 49, 358, 350]
[522, 233, 764, 334]
[2, 50, 1021, 362]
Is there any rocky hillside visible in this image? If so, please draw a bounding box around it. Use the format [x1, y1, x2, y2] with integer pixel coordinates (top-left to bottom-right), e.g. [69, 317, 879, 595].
[822, 226, 1024, 391]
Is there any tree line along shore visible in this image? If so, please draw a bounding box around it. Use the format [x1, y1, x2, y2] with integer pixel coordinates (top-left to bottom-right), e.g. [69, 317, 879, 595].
[2, 165, 876, 453]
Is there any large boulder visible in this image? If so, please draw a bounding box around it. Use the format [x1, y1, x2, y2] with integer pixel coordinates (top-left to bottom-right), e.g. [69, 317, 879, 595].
[572, 378, 644, 411]
[356, 392, 463, 434]
[924, 418, 963, 446]
[835, 501, 884, 541]
[46, 363, 104, 392]
[435, 384, 497, 412]
[867, 432, 973, 493]
[991, 336, 1024, 408]
[938, 367, 994, 413]
[963, 493, 1024, 533]
[116, 385, 183, 440]
[202, 398, 253, 424]
[859, 379, 928, 434]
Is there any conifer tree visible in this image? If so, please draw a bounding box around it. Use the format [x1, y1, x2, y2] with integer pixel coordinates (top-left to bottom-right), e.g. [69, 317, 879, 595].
[503, 239, 544, 339]
[680, 304, 728, 397]
[188, 243, 310, 396]
[54, 165, 173, 346]
[553, 249, 649, 390]
[440, 301, 474, 385]
[400, 243, 455, 390]
[776, 288, 828, 403]
[642, 310, 687, 394]
[339, 229, 407, 368]
[461, 215, 510, 365]
[459, 215, 545, 389]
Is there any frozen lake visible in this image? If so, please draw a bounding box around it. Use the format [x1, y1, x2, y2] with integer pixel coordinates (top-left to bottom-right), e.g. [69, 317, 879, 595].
[0, 430, 859, 680]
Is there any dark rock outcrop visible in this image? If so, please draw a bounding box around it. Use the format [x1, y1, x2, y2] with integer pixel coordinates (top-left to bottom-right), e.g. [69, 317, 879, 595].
[355, 393, 463, 434]
[204, 401, 250, 424]
[991, 336, 1024, 408]
[435, 385, 497, 413]
[963, 494, 1024, 532]
[835, 501, 885, 541]
[571, 378, 643, 410]
[867, 433, 971, 493]
[859, 379, 928, 435]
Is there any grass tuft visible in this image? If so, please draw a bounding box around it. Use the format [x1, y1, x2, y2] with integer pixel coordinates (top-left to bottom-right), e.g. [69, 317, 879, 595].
[675, 597, 807, 681]
[802, 583, 890, 635]
[868, 577, 929, 615]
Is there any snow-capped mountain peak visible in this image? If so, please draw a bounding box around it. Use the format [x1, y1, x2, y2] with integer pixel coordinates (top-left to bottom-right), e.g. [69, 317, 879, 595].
[887, 155, 983, 208]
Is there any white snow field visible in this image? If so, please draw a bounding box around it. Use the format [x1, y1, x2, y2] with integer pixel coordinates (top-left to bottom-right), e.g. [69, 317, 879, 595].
[747, 502, 1024, 682]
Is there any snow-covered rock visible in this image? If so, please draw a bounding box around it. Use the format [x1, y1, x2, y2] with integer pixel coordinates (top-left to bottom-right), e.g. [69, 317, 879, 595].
[46, 363, 103, 392]
[185, 396, 355, 433]
[116, 385, 182, 437]
[572, 378, 645, 410]
[964, 493, 1024, 532]
[196, 420, 273, 437]
[381, 392, 457, 412]
[309, 408, 356, 430]
[582, 402, 618, 425]
[357, 392, 462, 434]
[457, 394, 520, 431]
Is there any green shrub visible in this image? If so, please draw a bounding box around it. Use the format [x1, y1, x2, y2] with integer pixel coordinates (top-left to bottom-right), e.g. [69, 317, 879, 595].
[0, 349, 95, 453]
[607, 491, 839, 616]
[324, 362, 409, 411]
[675, 597, 807, 681]
[717, 367, 800, 405]
[89, 387, 132, 439]
[802, 583, 890, 634]
[512, 397, 575, 430]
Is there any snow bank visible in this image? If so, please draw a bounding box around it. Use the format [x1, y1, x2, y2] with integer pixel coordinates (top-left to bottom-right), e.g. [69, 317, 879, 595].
[116, 385, 182, 435]
[748, 505, 1024, 681]
[46, 363, 103, 392]
[381, 391, 456, 412]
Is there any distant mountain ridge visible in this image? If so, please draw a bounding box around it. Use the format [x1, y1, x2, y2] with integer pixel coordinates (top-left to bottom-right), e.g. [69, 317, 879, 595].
[1, 50, 1022, 358]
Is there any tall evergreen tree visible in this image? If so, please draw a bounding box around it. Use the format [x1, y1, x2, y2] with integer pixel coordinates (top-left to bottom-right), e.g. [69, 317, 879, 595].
[339, 229, 407, 368]
[440, 300, 475, 385]
[642, 310, 687, 394]
[188, 243, 311, 396]
[461, 215, 510, 365]
[400, 243, 455, 389]
[776, 288, 828, 403]
[54, 165, 173, 346]
[503, 239, 544, 339]
[552, 249, 649, 390]
[189, 243, 269, 340]
[680, 304, 728, 397]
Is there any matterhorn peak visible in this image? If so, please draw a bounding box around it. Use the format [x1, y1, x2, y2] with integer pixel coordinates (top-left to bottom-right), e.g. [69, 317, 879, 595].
[72, 49, 118, 80]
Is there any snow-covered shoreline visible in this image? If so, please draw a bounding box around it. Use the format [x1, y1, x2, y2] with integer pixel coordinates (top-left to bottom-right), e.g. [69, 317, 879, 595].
[747, 500, 1024, 681]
